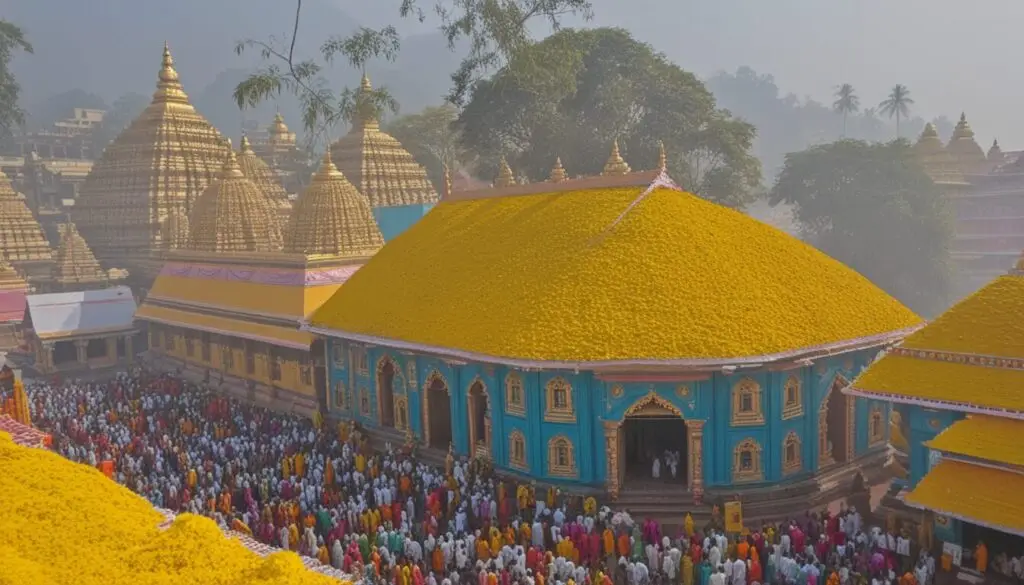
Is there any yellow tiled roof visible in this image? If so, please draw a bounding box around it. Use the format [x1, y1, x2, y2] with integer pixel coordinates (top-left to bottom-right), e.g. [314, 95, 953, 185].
[899, 275, 1024, 359]
[310, 183, 921, 362]
[927, 415, 1024, 468]
[852, 355, 1024, 412]
[148, 273, 344, 320]
[905, 460, 1024, 534]
[135, 304, 313, 348]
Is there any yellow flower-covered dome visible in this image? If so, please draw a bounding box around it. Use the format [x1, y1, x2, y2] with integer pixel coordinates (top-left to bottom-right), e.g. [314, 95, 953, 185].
[188, 146, 283, 254]
[284, 153, 385, 257]
[73, 43, 230, 271]
[329, 74, 438, 208]
[310, 175, 921, 363]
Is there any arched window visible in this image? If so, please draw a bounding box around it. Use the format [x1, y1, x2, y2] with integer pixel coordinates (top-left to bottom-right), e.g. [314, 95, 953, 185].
[505, 372, 526, 416]
[782, 375, 803, 420]
[731, 378, 765, 426]
[782, 431, 802, 475]
[732, 438, 763, 482]
[869, 406, 885, 446]
[545, 377, 575, 423]
[547, 435, 576, 477]
[335, 381, 349, 410]
[359, 387, 371, 416]
[395, 396, 409, 431]
[509, 430, 528, 470]
[350, 346, 369, 375]
[331, 343, 346, 367]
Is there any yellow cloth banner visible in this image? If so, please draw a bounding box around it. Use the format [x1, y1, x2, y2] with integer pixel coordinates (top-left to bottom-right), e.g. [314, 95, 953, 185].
[725, 501, 743, 533]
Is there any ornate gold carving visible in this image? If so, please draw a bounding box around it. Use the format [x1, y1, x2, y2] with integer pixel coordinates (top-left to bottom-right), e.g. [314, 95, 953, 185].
[685, 419, 705, 499]
[334, 381, 349, 410]
[547, 435, 577, 478]
[407, 360, 417, 389]
[601, 139, 631, 176]
[188, 145, 284, 253]
[359, 387, 371, 416]
[732, 438, 764, 482]
[781, 375, 803, 420]
[869, 406, 885, 446]
[509, 429, 528, 470]
[0, 259, 28, 292]
[610, 384, 624, 398]
[623, 390, 683, 419]
[676, 385, 690, 398]
[160, 207, 191, 251]
[467, 377, 491, 456]
[504, 371, 526, 416]
[544, 376, 576, 423]
[548, 157, 567, 183]
[731, 377, 765, 426]
[0, 169, 53, 275]
[604, 424, 620, 498]
[328, 74, 438, 208]
[51, 221, 126, 290]
[494, 157, 516, 188]
[237, 136, 292, 220]
[394, 396, 409, 430]
[782, 430, 802, 475]
[283, 152, 385, 257]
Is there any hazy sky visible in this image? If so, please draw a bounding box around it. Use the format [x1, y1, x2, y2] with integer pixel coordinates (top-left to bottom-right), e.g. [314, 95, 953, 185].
[354, 0, 1021, 149]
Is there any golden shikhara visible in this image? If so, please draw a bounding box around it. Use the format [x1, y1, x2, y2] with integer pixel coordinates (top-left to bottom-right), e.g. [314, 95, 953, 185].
[905, 459, 1024, 534]
[160, 206, 191, 250]
[269, 112, 296, 147]
[238, 135, 292, 213]
[946, 112, 987, 173]
[310, 183, 920, 362]
[851, 271, 1024, 412]
[284, 153, 385, 257]
[912, 123, 965, 185]
[927, 415, 1024, 468]
[188, 147, 283, 254]
[72, 43, 229, 269]
[50, 221, 109, 287]
[0, 170, 52, 263]
[0, 432, 341, 585]
[329, 74, 438, 208]
[0, 259, 28, 292]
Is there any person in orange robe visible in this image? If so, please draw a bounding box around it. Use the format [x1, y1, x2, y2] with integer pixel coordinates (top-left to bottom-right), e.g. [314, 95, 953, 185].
[318, 543, 331, 566]
[617, 533, 630, 559]
[288, 523, 299, 551]
[976, 541, 988, 573]
[603, 528, 615, 558]
[520, 522, 532, 546]
[295, 453, 306, 478]
[432, 545, 444, 573]
[476, 536, 491, 561]
[737, 539, 749, 561]
[281, 456, 291, 479]
[325, 460, 334, 488]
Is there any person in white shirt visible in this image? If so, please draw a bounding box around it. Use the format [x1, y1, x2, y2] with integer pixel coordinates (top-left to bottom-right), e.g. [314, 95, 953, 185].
[709, 567, 726, 585]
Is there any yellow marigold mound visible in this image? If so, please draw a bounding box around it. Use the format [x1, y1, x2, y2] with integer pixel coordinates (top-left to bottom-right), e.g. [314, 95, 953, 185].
[0, 435, 337, 585]
[906, 460, 1024, 533]
[927, 415, 1024, 468]
[311, 186, 921, 361]
[901, 275, 1024, 358]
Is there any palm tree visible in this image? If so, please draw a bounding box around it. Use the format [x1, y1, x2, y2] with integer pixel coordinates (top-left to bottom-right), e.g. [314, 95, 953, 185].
[878, 85, 915, 138]
[832, 83, 860, 137]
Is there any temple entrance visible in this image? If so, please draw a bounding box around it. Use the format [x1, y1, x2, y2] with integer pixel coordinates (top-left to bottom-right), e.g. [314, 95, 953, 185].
[86, 339, 107, 360]
[52, 341, 76, 366]
[468, 381, 490, 456]
[622, 415, 688, 484]
[822, 375, 850, 464]
[425, 373, 452, 449]
[377, 358, 396, 427]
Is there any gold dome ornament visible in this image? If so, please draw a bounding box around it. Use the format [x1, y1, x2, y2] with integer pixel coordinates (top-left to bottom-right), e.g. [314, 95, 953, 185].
[549, 157, 567, 183]
[237, 135, 292, 220]
[284, 152, 384, 258]
[188, 142, 284, 254]
[602, 139, 632, 176]
[946, 112, 986, 174]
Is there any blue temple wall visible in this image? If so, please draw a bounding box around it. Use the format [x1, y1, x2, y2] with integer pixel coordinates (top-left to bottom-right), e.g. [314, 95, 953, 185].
[373, 204, 434, 242]
[906, 406, 962, 488]
[324, 339, 889, 488]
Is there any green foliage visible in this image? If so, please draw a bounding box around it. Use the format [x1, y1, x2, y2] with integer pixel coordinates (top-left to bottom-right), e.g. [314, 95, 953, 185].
[90, 92, 150, 155]
[385, 104, 463, 191]
[456, 28, 761, 208]
[879, 84, 914, 137]
[832, 83, 859, 137]
[770, 139, 954, 317]
[0, 20, 33, 140]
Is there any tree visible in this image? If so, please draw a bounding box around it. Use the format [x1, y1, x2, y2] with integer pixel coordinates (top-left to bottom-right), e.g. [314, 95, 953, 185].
[0, 20, 33, 140]
[832, 83, 859, 138]
[879, 84, 914, 138]
[385, 104, 462, 190]
[770, 140, 953, 316]
[90, 92, 150, 155]
[233, 0, 593, 146]
[456, 28, 761, 207]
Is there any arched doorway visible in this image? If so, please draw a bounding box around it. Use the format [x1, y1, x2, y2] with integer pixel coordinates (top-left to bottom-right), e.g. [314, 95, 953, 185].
[619, 392, 688, 486]
[424, 371, 452, 449]
[819, 374, 851, 465]
[467, 380, 490, 457]
[377, 357, 396, 427]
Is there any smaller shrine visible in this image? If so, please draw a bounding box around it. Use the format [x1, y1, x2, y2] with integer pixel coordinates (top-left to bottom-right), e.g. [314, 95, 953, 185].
[0, 260, 29, 352]
[22, 286, 138, 375]
[946, 113, 988, 175]
[46, 221, 128, 293]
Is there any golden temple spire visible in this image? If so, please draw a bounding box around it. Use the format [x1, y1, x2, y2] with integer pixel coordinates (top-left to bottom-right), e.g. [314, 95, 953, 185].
[494, 157, 516, 188]
[952, 112, 974, 139]
[188, 141, 284, 254]
[154, 42, 187, 104]
[0, 169, 53, 265]
[160, 207, 191, 251]
[237, 134, 291, 218]
[51, 220, 112, 288]
[989, 138, 1003, 161]
[602, 139, 632, 176]
[947, 112, 986, 174]
[284, 151, 384, 257]
[549, 157, 567, 183]
[0, 258, 28, 292]
[913, 123, 963, 184]
[656, 141, 667, 172]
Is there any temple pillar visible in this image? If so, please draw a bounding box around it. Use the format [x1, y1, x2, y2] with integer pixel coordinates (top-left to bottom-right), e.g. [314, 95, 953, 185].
[106, 337, 117, 361]
[603, 420, 622, 500]
[40, 342, 54, 372]
[75, 339, 87, 365]
[686, 419, 705, 504]
[125, 335, 134, 364]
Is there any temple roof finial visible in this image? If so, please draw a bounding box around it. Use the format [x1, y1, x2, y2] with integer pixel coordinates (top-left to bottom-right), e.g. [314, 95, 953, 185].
[602, 138, 632, 176]
[549, 157, 567, 183]
[240, 135, 253, 153]
[494, 157, 516, 188]
[657, 141, 667, 172]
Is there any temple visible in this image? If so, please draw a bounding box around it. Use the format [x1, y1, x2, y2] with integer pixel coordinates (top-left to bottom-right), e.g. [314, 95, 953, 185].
[136, 148, 384, 417]
[329, 75, 439, 241]
[846, 255, 1024, 558]
[306, 146, 922, 518]
[0, 169, 54, 285]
